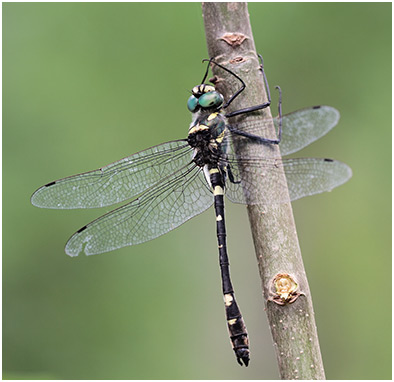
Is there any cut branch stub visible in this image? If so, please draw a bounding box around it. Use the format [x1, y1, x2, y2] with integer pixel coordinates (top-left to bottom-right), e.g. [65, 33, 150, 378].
[269, 273, 303, 305]
[221, 33, 248, 47]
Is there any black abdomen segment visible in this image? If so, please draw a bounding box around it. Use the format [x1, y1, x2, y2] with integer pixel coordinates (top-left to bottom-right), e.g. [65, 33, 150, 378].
[210, 168, 250, 367]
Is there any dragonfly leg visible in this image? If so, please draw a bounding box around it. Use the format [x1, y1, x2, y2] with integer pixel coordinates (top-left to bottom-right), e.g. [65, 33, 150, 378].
[227, 163, 241, 184]
[202, 58, 246, 109]
[226, 118, 281, 145]
[200, 57, 214, 85]
[225, 54, 283, 144]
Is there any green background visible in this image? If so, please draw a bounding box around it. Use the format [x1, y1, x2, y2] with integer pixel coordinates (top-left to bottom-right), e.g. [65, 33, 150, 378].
[3, 3, 391, 380]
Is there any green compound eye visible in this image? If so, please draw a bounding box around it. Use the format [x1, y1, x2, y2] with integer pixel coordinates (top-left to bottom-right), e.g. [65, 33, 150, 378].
[187, 95, 199, 112]
[198, 91, 224, 109]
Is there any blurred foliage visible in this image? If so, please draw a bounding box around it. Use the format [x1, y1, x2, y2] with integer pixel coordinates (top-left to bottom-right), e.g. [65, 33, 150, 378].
[3, 3, 391, 380]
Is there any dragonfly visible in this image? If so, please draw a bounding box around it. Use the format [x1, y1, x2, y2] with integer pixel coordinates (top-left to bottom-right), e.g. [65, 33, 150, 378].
[31, 57, 352, 367]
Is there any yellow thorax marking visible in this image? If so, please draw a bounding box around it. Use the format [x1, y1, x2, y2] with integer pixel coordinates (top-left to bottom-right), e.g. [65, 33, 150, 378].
[207, 112, 218, 121]
[188, 124, 209, 135]
[209, 168, 219, 174]
[216, 130, 225, 143]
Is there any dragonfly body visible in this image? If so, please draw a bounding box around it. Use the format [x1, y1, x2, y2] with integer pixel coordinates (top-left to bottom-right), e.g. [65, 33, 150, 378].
[187, 84, 250, 365]
[31, 58, 352, 367]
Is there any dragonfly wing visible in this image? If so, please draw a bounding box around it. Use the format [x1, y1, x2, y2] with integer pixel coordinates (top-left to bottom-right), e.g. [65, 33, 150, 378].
[284, 158, 352, 201]
[222, 128, 291, 205]
[277, 106, 340, 155]
[65, 163, 213, 256]
[31, 139, 192, 209]
[224, 106, 339, 156]
[224, 157, 291, 205]
[224, 157, 352, 205]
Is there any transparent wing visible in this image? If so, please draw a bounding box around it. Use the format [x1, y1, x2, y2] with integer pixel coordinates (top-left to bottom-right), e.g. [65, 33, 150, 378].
[31, 140, 192, 209]
[284, 158, 352, 201]
[65, 163, 213, 256]
[278, 106, 340, 155]
[221, 105, 349, 204]
[224, 106, 340, 156]
[223, 156, 352, 205]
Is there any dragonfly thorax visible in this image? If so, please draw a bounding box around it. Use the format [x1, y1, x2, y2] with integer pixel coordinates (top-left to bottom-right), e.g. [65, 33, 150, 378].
[188, 111, 227, 168]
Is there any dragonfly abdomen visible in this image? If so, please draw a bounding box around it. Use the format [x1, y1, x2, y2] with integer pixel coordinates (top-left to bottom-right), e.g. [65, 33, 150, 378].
[210, 167, 250, 366]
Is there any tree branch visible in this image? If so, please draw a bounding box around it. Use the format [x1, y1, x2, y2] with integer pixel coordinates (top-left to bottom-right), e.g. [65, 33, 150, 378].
[202, 3, 326, 379]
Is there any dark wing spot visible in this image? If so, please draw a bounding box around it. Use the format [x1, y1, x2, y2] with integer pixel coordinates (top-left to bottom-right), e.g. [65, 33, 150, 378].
[45, 181, 56, 187]
[313, 105, 321, 109]
[77, 225, 87, 233]
[324, 158, 334, 162]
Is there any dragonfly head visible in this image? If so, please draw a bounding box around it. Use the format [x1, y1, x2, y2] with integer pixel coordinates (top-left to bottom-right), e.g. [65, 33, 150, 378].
[187, 84, 224, 113]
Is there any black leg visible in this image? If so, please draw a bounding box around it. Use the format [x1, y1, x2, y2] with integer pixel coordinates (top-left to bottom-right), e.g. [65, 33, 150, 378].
[225, 54, 273, 118]
[258, 53, 271, 105]
[202, 55, 270, 112]
[276, 84, 283, 143]
[200, 57, 214, 85]
[202, 58, 246, 109]
[224, 102, 271, 119]
[226, 85, 282, 145]
[202, 54, 283, 144]
[226, 54, 283, 145]
[227, 164, 241, 184]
